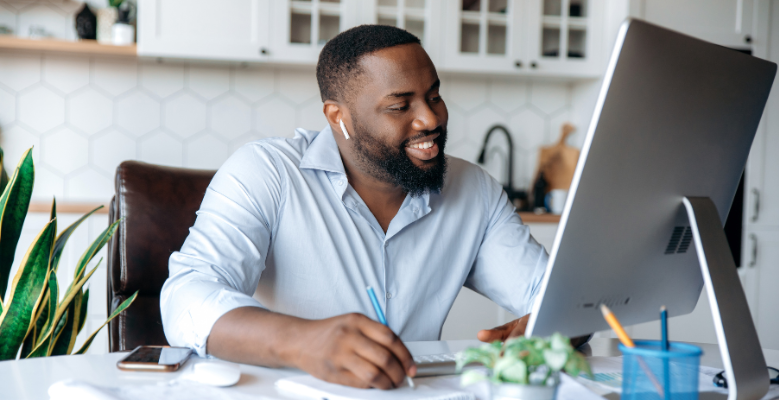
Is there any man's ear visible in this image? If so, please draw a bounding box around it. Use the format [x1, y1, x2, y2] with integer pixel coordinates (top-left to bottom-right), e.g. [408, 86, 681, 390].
[323, 100, 343, 128]
[323, 100, 350, 140]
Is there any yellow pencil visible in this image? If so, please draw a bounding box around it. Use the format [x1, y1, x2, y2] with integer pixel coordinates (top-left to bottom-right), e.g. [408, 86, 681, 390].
[600, 304, 665, 398]
[600, 304, 635, 347]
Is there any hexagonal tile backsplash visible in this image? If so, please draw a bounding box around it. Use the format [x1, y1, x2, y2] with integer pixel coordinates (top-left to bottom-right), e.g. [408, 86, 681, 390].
[0, 51, 581, 202]
[0, 0, 586, 202]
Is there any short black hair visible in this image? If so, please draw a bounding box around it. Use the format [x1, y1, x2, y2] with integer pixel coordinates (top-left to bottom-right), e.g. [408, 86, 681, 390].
[316, 25, 421, 103]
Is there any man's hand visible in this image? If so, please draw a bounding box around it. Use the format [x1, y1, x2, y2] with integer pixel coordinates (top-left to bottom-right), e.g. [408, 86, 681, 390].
[477, 313, 592, 348]
[207, 308, 415, 390]
[477, 314, 531, 342]
[295, 313, 416, 389]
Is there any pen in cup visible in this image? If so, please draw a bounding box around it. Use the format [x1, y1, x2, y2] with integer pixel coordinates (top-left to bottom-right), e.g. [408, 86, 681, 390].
[366, 286, 415, 389]
[601, 304, 665, 399]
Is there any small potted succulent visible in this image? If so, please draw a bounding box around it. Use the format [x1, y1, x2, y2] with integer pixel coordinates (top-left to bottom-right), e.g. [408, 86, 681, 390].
[456, 333, 592, 400]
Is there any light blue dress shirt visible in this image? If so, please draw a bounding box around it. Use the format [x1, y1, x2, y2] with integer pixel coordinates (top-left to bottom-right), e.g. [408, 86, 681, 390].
[161, 126, 548, 356]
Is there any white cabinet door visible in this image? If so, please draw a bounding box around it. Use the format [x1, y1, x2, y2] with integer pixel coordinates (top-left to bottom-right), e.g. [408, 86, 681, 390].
[137, 0, 271, 61]
[743, 229, 779, 350]
[442, 0, 526, 74]
[267, 0, 362, 64]
[638, 0, 754, 49]
[524, 0, 604, 78]
[364, 0, 445, 64]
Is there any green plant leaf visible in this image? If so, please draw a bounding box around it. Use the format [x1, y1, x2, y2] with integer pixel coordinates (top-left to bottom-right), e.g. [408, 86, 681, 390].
[19, 296, 45, 358]
[72, 219, 119, 284]
[575, 352, 593, 378]
[50, 289, 82, 356]
[0, 146, 10, 206]
[496, 356, 528, 384]
[456, 342, 500, 371]
[50, 261, 100, 335]
[0, 218, 55, 360]
[74, 291, 137, 355]
[40, 271, 58, 343]
[0, 148, 35, 302]
[25, 269, 58, 359]
[50, 205, 103, 273]
[550, 332, 571, 352]
[460, 370, 488, 387]
[543, 349, 568, 371]
[30, 260, 100, 355]
[27, 309, 67, 358]
[77, 288, 89, 335]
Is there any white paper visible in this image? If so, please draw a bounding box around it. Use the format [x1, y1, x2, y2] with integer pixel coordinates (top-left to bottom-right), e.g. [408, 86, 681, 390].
[275, 374, 476, 400]
[48, 379, 270, 400]
[275, 368, 606, 400]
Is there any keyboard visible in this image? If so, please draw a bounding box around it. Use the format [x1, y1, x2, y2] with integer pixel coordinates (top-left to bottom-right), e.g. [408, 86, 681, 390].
[413, 353, 459, 377]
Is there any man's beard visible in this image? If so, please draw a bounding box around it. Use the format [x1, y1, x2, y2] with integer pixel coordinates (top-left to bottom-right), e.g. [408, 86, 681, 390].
[350, 115, 448, 197]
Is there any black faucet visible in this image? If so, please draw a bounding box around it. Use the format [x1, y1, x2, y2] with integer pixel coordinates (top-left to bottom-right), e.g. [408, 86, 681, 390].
[477, 124, 527, 208]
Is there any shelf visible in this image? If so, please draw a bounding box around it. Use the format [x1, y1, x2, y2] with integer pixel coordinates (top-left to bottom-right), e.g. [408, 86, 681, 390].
[0, 36, 136, 57]
[28, 202, 110, 215]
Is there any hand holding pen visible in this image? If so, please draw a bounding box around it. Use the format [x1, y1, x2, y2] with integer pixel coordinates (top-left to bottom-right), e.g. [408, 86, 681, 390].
[367, 286, 417, 389]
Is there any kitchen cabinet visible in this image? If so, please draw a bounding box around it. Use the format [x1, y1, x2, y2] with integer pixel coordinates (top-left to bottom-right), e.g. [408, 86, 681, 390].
[138, 0, 362, 64]
[442, 0, 604, 77]
[267, 0, 363, 64]
[137, 0, 609, 78]
[137, 0, 271, 61]
[634, 0, 754, 49]
[365, 0, 445, 63]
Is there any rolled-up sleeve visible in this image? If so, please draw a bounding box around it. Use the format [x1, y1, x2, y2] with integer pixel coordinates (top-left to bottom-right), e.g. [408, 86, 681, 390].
[465, 170, 548, 318]
[160, 143, 285, 356]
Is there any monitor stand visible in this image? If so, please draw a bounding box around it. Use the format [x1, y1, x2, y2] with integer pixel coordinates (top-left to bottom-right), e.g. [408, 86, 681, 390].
[684, 197, 768, 400]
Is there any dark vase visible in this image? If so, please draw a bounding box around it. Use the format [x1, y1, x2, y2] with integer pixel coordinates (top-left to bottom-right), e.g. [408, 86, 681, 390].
[75, 4, 97, 40]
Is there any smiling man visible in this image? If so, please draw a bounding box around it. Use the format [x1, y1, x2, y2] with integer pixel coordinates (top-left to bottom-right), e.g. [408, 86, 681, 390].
[161, 25, 548, 390]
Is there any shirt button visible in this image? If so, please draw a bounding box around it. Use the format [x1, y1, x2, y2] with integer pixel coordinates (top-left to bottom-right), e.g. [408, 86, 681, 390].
[413, 207, 419, 213]
[337, 180, 344, 186]
[386, 292, 393, 299]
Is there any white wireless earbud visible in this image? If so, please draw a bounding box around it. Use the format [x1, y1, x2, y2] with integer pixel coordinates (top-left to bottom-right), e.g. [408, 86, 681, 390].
[339, 119, 350, 140]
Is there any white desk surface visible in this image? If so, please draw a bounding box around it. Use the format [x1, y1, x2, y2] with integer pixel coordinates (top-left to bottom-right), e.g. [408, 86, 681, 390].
[1, 338, 777, 400]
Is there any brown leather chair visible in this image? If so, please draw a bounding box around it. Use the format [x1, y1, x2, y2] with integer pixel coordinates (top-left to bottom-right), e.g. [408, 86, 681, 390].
[107, 161, 216, 352]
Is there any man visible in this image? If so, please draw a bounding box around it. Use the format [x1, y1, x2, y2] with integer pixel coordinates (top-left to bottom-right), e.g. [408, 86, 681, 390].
[161, 25, 547, 390]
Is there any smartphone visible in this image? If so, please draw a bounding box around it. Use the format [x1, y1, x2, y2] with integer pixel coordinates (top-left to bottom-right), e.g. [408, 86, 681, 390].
[117, 345, 192, 372]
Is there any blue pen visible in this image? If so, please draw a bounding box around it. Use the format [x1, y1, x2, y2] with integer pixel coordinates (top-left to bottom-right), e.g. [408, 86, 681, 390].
[366, 286, 415, 389]
[660, 305, 668, 351]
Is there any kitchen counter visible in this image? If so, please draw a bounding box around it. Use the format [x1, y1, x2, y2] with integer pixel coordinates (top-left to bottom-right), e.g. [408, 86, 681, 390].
[518, 212, 561, 224]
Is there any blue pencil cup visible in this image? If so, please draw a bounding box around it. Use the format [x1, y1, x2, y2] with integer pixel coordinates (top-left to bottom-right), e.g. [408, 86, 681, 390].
[619, 340, 702, 400]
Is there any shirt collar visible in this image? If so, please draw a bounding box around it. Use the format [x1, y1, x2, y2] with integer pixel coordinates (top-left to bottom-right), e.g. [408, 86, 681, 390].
[299, 125, 346, 175]
[298, 124, 433, 222]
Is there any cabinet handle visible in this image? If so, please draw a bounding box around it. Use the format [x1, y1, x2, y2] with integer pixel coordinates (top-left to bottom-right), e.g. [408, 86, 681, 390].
[515, 61, 522, 68]
[751, 188, 760, 222]
[744, 35, 752, 44]
[530, 61, 538, 69]
[260, 47, 269, 55]
[749, 234, 758, 267]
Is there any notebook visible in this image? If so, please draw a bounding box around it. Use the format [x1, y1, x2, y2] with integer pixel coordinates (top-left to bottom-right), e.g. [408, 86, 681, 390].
[275, 374, 477, 400]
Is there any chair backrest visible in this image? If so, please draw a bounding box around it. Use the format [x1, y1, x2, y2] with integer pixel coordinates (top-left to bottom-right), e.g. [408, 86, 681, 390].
[107, 161, 216, 352]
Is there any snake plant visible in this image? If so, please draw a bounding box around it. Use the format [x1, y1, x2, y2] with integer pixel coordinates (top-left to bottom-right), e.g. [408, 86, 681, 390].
[0, 147, 137, 360]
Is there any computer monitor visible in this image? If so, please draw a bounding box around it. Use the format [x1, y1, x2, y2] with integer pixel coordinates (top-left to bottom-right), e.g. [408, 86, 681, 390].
[524, 19, 776, 399]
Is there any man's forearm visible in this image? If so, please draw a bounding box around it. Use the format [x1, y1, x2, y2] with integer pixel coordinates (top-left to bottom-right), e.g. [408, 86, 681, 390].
[206, 306, 307, 368]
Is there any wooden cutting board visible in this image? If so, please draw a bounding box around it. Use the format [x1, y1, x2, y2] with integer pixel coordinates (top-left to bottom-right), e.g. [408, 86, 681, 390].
[534, 123, 580, 191]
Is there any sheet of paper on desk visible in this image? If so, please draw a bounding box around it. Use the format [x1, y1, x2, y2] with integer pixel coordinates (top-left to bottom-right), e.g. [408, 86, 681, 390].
[275, 369, 606, 400]
[48, 379, 273, 400]
[276, 374, 477, 400]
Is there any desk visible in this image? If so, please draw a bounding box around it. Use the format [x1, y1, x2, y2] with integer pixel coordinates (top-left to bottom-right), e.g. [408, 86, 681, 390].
[1, 338, 777, 400]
